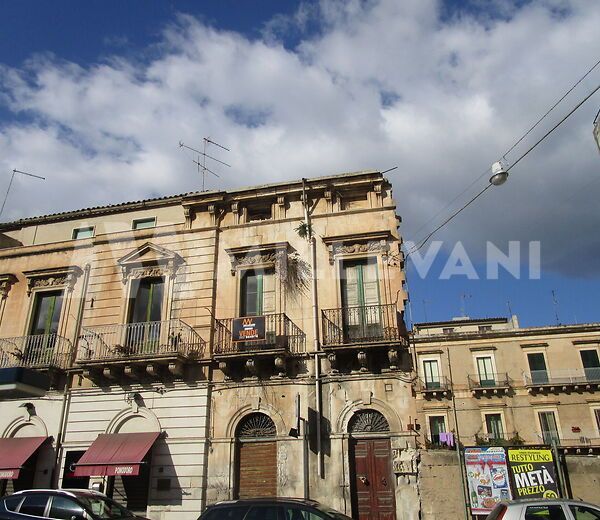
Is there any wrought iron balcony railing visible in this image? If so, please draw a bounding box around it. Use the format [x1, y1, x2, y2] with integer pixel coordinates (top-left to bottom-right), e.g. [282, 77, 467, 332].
[321, 303, 406, 346]
[214, 313, 305, 355]
[417, 376, 452, 394]
[78, 319, 205, 362]
[525, 368, 600, 387]
[475, 431, 522, 446]
[0, 333, 72, 370]
[468, 372, 511, 390]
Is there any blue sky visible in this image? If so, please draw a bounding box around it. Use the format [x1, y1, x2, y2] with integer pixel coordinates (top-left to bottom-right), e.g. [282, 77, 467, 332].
[1, 0, 599, 327]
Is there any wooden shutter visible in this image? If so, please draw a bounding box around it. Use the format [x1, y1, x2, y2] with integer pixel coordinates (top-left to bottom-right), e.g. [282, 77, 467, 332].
[238, 441, 277, 498]
[262, 271, 276, 314]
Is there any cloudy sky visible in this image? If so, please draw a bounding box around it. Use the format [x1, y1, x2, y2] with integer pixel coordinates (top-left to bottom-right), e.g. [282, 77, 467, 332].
[0, 0, 599, 326]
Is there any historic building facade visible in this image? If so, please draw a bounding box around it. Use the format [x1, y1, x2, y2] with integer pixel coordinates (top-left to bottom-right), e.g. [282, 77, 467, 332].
[0, 170, 419, 520]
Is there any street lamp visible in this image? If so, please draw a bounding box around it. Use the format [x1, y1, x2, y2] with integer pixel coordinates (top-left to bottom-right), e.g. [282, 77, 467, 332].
[489, 161, 509, 186]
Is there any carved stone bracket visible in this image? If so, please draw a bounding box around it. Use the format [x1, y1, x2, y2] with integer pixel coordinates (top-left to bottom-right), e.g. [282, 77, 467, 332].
[322, 232, 392, 265]
[225, 242, 290, 276]
[0, 274, 17, 299]
[274, 356, 286, 378]
[388, 348, 399, 370]
[23, 266, 83, 296]
[357, 350, 368, 372]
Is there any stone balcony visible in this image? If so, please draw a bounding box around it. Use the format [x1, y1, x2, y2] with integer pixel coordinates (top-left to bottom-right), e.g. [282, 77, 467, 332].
[417, 376, 452, 398]
[525, 368, 600, 394]
[77, 319, 206, 381]
[467, 372, 512, 396]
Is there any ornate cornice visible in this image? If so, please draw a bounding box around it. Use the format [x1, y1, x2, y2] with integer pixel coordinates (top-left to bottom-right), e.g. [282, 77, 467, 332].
[23, 266, 83, 295]
[117, 242, 183, 282]
[0, 274, 17, 299]
[322, 231, 392, 265]
[225, 242, 290, 275]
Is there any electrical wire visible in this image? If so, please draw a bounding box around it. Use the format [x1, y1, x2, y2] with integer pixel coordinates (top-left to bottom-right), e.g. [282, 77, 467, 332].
[408, 57, 600, 246]
[406, 82, 600, 258]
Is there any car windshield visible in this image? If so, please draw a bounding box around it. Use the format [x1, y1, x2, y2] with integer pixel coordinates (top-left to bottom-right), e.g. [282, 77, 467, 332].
[76, 495, 135, 520]
[313, 504, 353, 520]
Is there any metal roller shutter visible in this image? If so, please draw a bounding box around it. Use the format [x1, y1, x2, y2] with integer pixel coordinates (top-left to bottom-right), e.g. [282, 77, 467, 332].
[237, 441, 277, 498]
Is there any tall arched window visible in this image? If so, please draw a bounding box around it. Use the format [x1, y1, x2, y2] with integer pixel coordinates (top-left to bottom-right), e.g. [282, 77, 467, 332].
[348, 409, 390, 434]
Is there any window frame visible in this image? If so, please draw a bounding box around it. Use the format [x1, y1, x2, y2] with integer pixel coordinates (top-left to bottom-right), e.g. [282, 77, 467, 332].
[48, 495, 86, 520]
[426, 413, 448, 445]
[420, 356, 442, 389]
[481, 411, 507, 441]
[131, 217, 157, 230]
[525, 350, 549, 383]
[473, 353, 498, 386]
[16, 493, 51, 518]
[535, 407, 562, 445]
[238, 267, 276, 317]
[71, 226, 95, 240]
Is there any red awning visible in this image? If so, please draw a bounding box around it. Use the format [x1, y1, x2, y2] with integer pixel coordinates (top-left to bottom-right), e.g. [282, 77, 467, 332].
[0, 436, 48, 479]
[73, 432, 160, 477]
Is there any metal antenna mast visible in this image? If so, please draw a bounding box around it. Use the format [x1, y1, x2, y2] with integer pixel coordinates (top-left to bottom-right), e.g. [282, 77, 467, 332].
[179, 137, 230, 191]
[1, 169, 46, 218]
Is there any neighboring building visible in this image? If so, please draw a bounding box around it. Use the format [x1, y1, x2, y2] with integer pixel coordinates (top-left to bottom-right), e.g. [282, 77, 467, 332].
[0, 170, 418, 520]
[413, 317, 600, 451]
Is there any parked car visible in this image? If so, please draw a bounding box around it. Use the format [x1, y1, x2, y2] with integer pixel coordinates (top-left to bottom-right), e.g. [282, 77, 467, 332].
[486, 499, 600, 520]
[198, 498, 353, 520]
[0, 489, 147, 520]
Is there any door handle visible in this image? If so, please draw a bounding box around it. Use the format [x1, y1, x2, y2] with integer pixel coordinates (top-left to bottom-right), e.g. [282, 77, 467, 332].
[359, 475, 369, 485]
[381, 477, 387, 486]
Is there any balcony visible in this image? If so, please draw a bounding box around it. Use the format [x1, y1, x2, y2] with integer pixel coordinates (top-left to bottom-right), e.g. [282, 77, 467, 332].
[321, 303, 407, 348]
[525, 368, 600, 393]
[468, 372, 512, 396]
[474, 431, 524, 446]
[77, 319, 206, 380]
[417, 377, 452, 398]
[214, 313, 305, 378]
[0, 334, 72, 395]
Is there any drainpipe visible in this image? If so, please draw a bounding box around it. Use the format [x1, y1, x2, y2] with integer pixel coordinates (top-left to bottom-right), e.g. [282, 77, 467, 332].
[302, 178, 323, 479]
[53, 263, 91, 487]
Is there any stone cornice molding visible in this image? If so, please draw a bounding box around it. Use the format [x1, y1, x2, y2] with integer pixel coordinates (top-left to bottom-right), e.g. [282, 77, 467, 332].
[322, 231, 393, 265]
[23, 266, 83, 296]
[117, 242, 182, 282]
[225, 242, 290, 276]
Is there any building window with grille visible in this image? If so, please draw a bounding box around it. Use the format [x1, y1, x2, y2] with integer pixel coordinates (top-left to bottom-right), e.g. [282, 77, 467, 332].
[538, 410, 560, 445]
[484, 413, 504, 441]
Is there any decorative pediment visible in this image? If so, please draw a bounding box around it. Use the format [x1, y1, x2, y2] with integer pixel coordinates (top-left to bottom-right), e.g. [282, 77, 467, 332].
[225, 242, 290, 276]
[322, 231, 392, 265]
[23, 266, 83, 296]
[117, 242, 182, 282]
[0, 274, 17, 299]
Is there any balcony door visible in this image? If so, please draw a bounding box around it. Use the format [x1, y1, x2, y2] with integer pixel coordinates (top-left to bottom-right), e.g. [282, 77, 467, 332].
[428, 416, 446, 445]
[423, 359, 441, 389]
[485, 414, 504, 442]
[476, 356, 495, 387]
[27, 290, 64, 363]
[127, 277, 164, 353]
[580, 349, 600, 382]
[341, 260, 381, 341]
[240, 269, 275, 317]
[527, 352, 548, 384]
[538, 411, 560, 445]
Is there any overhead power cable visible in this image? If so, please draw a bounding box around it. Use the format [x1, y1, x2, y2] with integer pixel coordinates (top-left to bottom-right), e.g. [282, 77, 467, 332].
[409, 57, 600, 243]
[406, 82, 600, 257]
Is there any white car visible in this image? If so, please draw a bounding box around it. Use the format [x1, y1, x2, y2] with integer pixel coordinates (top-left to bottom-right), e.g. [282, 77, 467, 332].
[486, 499, 600, 520]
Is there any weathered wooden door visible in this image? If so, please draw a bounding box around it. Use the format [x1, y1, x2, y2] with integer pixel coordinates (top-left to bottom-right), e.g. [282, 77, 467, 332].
[237, 441, 277, 498]
[351, 438, 395, 520]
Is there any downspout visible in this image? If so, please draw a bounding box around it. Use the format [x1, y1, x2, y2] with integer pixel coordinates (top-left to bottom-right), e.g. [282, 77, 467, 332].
[53, 263, 91, 487]
[302, 178, 323, 479]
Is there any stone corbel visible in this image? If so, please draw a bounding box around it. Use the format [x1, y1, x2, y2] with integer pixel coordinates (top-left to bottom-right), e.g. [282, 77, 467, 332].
[23, 266, 83, 296]
[183, 206, 193, 229]
[373, 181, 384, 206]
[0, 274, 17, 299]
[276, 195, 286, 219]
[231, 202, 240, 225]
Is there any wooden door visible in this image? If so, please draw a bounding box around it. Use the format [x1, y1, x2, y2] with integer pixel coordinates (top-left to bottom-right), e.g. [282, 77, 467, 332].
[237, 441, 277, 498]
[351, 438, 395, 520]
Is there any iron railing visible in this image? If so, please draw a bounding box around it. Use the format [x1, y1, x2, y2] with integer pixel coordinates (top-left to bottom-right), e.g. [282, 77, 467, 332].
[78, 319, 205, 361]
[321, 303, 405, 346]
[0, 333, 72, 370]
[525, 368, 600, 386]
[468, 372, 511, 389]
[475, 431, 521, 446]
[540, 430, 562, 445]
[214, 313, 305, 355]
[417, 376, 452, 392]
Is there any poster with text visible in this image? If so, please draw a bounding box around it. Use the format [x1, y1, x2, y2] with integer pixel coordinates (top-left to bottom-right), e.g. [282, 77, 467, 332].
[507, 448, 560, 499]
[465, 447, 512, 514]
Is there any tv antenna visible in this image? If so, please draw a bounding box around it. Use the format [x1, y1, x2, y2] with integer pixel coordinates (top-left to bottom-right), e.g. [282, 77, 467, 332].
[179, 137, 230, 191]
[1, 169, 46, 218]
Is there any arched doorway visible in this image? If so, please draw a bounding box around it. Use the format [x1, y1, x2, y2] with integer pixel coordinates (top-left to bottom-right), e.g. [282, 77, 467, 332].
[235, 412, 277, 498]
[348, 410, 396, 520]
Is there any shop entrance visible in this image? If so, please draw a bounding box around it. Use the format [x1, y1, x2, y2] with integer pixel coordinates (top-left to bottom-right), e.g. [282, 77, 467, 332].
[235, 413, 277, 498]
[348, 410, 395, 520]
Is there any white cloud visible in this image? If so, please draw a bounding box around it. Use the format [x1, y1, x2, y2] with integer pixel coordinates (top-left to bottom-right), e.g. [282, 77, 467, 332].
[0, 0, 599, 276]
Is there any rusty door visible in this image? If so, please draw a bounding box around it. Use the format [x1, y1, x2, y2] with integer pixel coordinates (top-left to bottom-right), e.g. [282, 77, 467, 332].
[351, 438, 396, 520]
[237, 441, 277, 498]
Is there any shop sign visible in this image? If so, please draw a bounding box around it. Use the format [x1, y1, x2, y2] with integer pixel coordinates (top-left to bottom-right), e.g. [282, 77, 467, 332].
[0, 469, 18, 479]
[507, 448, 560, 499]
[233, 316, 266, 342]
[465, 447, 512, 514]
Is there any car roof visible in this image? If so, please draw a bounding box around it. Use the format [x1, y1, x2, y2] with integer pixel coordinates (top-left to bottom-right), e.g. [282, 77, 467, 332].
[503, 499, 600, 508]
[211, 498, 323, 507]
[10, 489, 107, 499]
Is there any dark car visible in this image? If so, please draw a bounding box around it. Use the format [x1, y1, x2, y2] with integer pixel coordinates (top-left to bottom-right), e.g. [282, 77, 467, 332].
[198, 498, 353, 520]
[0, 489, 147, 520]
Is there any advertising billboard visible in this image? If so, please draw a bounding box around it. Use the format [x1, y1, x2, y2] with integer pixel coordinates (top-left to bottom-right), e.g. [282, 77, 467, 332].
[507, 448, 560, 499]
[465, 447, 512, 515]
